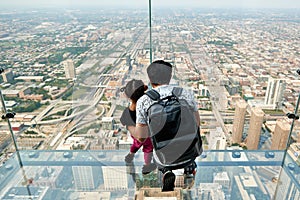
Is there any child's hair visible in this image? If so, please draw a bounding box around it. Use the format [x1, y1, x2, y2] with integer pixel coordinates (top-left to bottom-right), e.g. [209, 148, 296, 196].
[130, 85, 146, 103]
[123, 79, 147, 103]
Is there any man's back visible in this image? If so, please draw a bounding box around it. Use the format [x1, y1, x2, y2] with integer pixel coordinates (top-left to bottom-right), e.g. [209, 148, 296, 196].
[136, 85, 202, 170]
[136, 85, 198, 124]
[134, 60, 201, 192]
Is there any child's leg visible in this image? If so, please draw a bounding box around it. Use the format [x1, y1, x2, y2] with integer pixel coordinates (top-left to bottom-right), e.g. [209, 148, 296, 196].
[130, 136, 143, 153]
[142, 137, 154, 164]
[125, 137, 143, 163]
[141, 138, 156, 174]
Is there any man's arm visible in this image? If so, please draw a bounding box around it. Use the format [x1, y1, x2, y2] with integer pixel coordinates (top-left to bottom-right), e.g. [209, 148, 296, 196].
[126, 125, 136, 136]
[135, 95, 150, 142]
[130, 123, 149, 143]
[182, 87, 200, 127]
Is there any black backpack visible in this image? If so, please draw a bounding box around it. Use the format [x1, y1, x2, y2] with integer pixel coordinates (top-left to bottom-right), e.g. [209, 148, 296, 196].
[146, 87, 203, 169]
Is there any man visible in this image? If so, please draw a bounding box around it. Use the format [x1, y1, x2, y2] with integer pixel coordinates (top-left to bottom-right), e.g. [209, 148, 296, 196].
[132, 60, 201, 191]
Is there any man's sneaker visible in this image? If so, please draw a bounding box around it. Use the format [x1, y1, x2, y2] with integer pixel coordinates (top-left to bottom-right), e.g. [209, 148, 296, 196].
[162, 171, 176, 192]
[125, 153, 134, 163]
[142, 163, 157, 175]
[184, 161, 197, 178]
[184, 168, 197, 178]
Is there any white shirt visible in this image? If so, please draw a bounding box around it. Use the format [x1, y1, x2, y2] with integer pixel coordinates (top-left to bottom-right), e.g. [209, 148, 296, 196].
[136, 85, 198, 125]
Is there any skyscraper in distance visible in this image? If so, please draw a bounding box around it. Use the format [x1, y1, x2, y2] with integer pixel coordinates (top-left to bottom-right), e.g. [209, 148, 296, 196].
[72, 166, 96, 191]
[246, 107, 264, 150]
[232, 100, 248, 144]
[274, 167, 300, 200]
[264, 77, 286, 109]
[2, 69, 14, 83]
[63, 59, 76, 79]
[271, 119, 290, 150]
[102, 166, 128, 190]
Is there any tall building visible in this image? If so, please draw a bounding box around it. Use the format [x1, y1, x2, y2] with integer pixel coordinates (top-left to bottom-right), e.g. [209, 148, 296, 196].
[232, 100, 248, 144]
[101, 117, 115, 130]
[1, 69, 14, 83]
[264, 77, 286, 109]
[214, 172, 230, 189]
[246, 108, 264, 150]
[233, 174, 264, 199]
[199, 84, 210, 97]
[271, 119, 290, 150]
[2, 187, 48, 199]
[199, 183, 225, 200]
[274, 168, 300, 200]
[102, 166, 128, 190]
[72, 166, 102, 191]
[209, 127, 226, 150]
[63, 59, 76, 79]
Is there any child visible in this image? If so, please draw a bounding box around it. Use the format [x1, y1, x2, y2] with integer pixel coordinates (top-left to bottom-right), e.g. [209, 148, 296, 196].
[120, 79, 156, 175]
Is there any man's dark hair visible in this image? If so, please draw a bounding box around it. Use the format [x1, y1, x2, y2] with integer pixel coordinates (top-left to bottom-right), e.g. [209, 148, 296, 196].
[147, 60, 172, 85]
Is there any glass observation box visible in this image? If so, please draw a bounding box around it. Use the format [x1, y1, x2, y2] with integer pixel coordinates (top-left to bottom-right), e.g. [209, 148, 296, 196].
[0, 0, 299, 199]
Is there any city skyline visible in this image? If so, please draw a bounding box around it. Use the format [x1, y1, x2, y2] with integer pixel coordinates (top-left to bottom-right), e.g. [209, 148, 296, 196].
[1, 0, 300, 9]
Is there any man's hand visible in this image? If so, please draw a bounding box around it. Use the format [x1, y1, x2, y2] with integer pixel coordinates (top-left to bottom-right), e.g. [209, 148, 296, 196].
[134, 123, 149, 142]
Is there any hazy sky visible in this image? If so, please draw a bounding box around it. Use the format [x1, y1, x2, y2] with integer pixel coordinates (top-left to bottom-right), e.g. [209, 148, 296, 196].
[1, 0, 300, 9]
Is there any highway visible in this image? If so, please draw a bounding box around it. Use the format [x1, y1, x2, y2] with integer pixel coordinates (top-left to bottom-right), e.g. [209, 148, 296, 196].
[183, 24, 231, 143]
[33, 89, 105, 125]
[193, 59, 229, 139]
[33, 26, 164, 149]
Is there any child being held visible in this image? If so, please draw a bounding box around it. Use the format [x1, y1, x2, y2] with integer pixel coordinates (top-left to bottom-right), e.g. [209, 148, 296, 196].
[120, 79, 156, 174]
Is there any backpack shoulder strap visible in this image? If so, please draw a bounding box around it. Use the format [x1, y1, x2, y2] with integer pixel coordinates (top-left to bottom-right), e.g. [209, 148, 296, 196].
[146, 89, 160, 101]
[172, 87, 183, 98]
